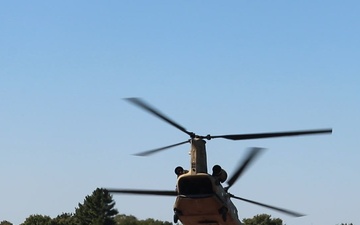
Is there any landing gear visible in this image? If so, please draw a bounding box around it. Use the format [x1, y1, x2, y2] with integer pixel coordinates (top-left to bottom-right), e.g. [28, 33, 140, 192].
[173, 209, 182, 223]
[173, 214, 179, 223]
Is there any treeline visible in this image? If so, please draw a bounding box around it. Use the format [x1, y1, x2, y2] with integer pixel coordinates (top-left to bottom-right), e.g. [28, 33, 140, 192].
[0, 188, 172, 225]
[0, 214, 172, 225]
[0, 188, 354, 225]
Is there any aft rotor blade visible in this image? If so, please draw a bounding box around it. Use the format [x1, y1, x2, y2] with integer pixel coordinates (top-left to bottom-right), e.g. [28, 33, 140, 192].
[134, 140, 190, 156]
[210, 129, 332, 141]
[125, 98, 194, 137]
[230, 194, 305, 217]
[107, 189, 177, 196]
[227, 147, 264, 189]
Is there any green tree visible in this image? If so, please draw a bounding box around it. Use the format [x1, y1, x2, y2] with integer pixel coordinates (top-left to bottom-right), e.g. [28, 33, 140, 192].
[75, 188, 118, 225]
[242, 214, 283, 225]
[138, 218, 172, 225]
[0, 221, 13, 225]
[114, 214, 172, 225]
[114, 214, 139, 225]
[52, 213, 76, 225]
[21, 214, 52, 225]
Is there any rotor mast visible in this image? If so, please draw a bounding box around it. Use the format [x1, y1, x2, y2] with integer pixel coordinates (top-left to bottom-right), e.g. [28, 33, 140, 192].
[190, 138, 207, 174]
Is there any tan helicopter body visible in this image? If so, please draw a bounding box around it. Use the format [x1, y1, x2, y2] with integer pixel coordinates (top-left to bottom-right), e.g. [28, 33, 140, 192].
[108, 98, 332, 225]
[173, 138, 241, 225]
[174, 172, 240, 225]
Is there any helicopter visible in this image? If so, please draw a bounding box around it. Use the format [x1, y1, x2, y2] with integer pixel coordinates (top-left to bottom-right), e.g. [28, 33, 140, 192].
[107, 98, 332, 225]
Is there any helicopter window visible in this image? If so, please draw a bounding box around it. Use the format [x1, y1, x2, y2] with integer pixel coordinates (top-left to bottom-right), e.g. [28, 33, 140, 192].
[178, 176, 213, 195]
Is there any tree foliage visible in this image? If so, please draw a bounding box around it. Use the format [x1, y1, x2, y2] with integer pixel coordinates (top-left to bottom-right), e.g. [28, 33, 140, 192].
[75, 188, 118, 225]
[114, 214, 172, 225]
[17, 188, 169, 225]
[242, 214, 283, 225]
[0, 221, 13, 225]
[52, 213, 76, 225]
[138, 218, 172, 225]
[115, 214, 139, 225]
[21, 214, 52, 225]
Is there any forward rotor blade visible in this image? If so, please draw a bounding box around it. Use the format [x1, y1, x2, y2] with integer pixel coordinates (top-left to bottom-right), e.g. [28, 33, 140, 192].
[229, 194, 305, 217]
[227, 147, 264, 189]
[134, 140, 190, 156]
[210, 129, 332, 141]
[125, 98, 194, 137]
[107, 189, 177, 196]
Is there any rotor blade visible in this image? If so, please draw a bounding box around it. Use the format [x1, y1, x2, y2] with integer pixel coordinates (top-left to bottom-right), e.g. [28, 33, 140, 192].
[107, 189, 177, 196]
[134, 140, 190, 156]
[229, 194, 305, 217]
[227, 147, 264, 189]
[210, 129, 332, 141]
[125, 98, 194, 137]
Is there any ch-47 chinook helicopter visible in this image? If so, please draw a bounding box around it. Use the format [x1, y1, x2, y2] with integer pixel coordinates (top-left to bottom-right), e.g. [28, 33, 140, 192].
[107, 98, 332, 225]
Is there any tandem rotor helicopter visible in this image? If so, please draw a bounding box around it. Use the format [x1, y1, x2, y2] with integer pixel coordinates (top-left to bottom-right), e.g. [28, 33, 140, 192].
[108, 98, 332, 225]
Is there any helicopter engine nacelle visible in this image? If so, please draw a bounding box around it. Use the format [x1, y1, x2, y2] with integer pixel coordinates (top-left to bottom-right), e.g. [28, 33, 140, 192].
[175, 166, 186, 176]
[212, 165, 227, 183]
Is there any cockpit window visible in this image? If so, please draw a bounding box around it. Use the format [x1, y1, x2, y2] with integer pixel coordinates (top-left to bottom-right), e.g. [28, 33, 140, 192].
[178, 176, 213, 195]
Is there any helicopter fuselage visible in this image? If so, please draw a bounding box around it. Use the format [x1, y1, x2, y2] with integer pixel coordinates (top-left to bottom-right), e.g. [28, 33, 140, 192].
[174, 173, 241, 225]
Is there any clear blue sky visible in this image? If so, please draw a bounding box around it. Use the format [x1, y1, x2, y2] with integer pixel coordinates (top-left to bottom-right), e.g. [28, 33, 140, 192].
[1, 1, 359, 225]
